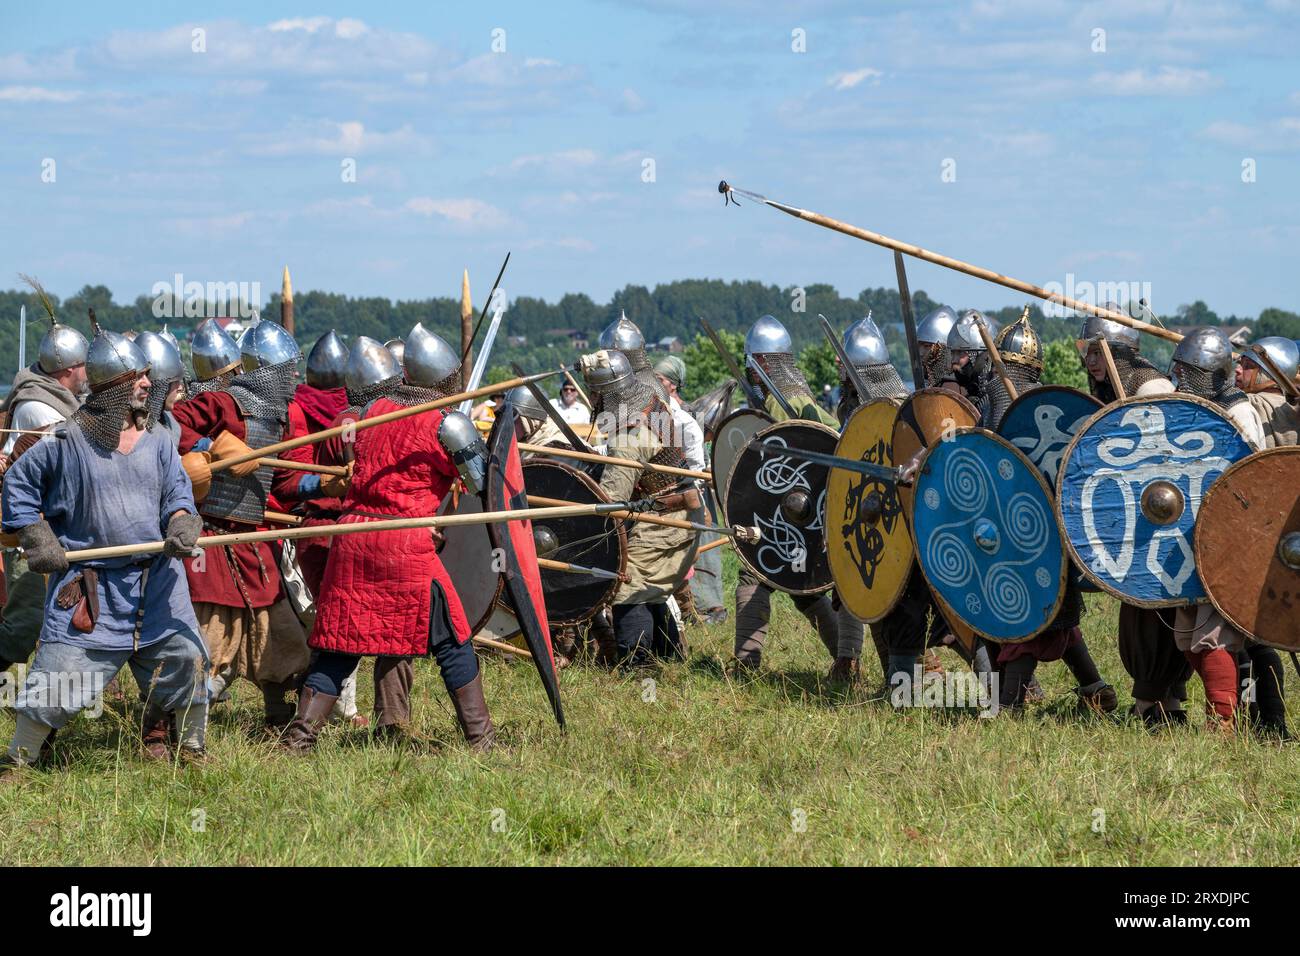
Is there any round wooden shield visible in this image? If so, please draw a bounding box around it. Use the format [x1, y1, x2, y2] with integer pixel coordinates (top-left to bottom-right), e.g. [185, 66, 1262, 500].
[712, 408, 774, 522]
[912, 428, 1067, 643]
[1195, 447, 1300, 650]
[437, 491, 504, 636]
[725, 419, 838, 595]
[891, 387, 979, 518]
[998, 386, 1103, 489]
[826, 399, 911, 622]
[1056, 394, 1252, 607]
[998, 385, 1104, 593]
[520, 459, 627, 624]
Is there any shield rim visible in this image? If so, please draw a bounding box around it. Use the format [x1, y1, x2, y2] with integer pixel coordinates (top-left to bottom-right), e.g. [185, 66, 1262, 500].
[711, 407, 774, 523]
[912, 426, 1068, 644]
[1194, 445, 1300, 649]
[827, 398, 911, 623]
[892, 387, 979, 524]
[997, 384, 1105, 594]
[520, 458, 628, 624]
[437, 491, 505, 637]
[725, 417, 839, 596]
[1054, 392, 1249, 609]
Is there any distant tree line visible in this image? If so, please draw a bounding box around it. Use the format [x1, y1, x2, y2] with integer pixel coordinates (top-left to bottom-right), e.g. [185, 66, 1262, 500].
[1, 281, 1294, 402]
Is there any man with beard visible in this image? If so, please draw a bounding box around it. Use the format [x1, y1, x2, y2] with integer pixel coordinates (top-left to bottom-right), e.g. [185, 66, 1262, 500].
[283, 323, 493, 752]
[186, 319, 242, 396]
[1078, 304, 1188, 729]
[173, 320, 311, 730]
[1230, 336, 1300, 737]
[946, 309, 999, 415]
[914, 305, 959, 392]
[978, 312, 1116, 714]
[1, 323, 207, 770]
[733, 315, 862, 680]
[580, 349, 696, 666]
[273, 336, 399, 732]
[1165, 327, 1263, 730]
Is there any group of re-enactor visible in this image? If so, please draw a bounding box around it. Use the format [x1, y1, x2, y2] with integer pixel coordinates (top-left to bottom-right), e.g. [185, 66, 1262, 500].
[0, 292, 1296, 775]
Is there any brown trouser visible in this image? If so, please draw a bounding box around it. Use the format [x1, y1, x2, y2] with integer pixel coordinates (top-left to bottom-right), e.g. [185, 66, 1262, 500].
[734, 565, 846, 667]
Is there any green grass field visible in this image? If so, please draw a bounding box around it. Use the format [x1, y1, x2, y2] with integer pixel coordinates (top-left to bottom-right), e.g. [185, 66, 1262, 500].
[2, 552, 1298, 866]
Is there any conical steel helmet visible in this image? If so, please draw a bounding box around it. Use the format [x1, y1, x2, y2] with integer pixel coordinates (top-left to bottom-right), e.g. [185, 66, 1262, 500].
[239, 319, 301, 371]
[403, 323, 459, 388]
[190, 319, 242, 381]
[599, 311, 645, 351]
[915, 306, 958, 346]
[842, 313, 888, 366]
[85, 312, 149, 394]
[134, 330, 183, 385]
[1080, 302, 1141, 350]
[744, 314, 792, 357]
[345, 336, 402, 393]
[306, 329, 348, 388]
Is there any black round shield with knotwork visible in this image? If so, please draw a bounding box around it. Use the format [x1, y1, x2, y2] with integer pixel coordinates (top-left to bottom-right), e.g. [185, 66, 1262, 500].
[725, 419, 838, 595]
[520, 459, 628, 624]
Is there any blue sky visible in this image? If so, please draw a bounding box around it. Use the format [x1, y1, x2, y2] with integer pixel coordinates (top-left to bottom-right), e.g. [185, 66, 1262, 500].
[1, 0, 1296, 316]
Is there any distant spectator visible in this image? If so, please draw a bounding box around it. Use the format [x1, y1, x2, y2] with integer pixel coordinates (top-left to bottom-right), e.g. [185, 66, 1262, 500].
[550, 381, 590, 424]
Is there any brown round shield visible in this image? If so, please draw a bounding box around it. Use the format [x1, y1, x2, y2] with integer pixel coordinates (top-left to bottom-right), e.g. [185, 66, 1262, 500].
[1195, 446, 1300, 650]
[725, 419, 838, 595]
[712, 408, 774, 522]
[437, 490, 503, 636]
[827, 399, 911, 622]
[520, 459, 628, 625]
[891, 387, 979, 518]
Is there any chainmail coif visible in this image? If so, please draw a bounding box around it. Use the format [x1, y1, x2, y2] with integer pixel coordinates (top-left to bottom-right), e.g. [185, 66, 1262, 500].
[72, 378, 138, 453]
[228, 361, 297, 421]
[346, 373, 403, 410]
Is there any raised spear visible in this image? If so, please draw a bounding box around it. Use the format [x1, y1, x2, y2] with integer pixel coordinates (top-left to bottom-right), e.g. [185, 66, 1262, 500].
[460, 269, 473, 392]
[717, 181, 1184, 345]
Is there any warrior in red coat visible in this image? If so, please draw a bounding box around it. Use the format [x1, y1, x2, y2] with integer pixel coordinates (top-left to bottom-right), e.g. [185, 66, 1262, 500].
[274, 335, 412, 734]
[173, 320, 318, 729]
[283, 323, 496, 753]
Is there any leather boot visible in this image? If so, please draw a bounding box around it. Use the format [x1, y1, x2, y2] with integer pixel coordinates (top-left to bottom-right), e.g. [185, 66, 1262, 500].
[261, 679, 297, 730]
[673, 581, 703, 627]
[280, 686, 338, 754]
[373, 656, 413, 734]
[450, 674, 495, 752]
[588, 607, 617, 668]
[141, 711, 171, 760]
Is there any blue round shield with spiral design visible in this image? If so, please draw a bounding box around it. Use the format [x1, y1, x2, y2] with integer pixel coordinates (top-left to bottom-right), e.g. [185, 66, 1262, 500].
[912, 428, 1067, 643]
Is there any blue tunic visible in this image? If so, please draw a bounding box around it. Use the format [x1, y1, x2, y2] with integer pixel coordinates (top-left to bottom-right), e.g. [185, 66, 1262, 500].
[1, 422, 200, 651]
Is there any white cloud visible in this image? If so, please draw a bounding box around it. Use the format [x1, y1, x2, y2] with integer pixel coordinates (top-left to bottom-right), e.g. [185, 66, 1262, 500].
[0, 86, 81, 103]
[334, 19, 370, 40]
[1089, 66, 1217, 96]
[507, 149, 601, 174]
[830, 67, 882, 91]
[618, 87, 648, 114]
[268, 17, 332, 34]
[404, 197, 510, 230]
[247, 121, 428, 157]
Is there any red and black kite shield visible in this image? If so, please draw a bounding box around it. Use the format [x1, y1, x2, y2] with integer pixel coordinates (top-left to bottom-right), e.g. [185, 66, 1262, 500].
[486, 406, 565, 728]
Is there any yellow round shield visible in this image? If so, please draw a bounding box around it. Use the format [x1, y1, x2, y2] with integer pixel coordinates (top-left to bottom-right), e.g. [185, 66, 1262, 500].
[826, 400, 912, 622]
[891, 387, 979, 519]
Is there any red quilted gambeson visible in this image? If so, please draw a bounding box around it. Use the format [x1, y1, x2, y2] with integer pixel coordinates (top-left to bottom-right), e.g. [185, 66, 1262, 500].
[310, 398, 471, 655]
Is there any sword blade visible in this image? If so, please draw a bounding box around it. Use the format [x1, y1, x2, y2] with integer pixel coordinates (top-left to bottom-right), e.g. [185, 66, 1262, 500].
[699, 316, 765, 409]
[458, 306, 505, 415]
[817, 313, 872, 409]
[748, 437, 901, 483]
[895, 252, 925, 392]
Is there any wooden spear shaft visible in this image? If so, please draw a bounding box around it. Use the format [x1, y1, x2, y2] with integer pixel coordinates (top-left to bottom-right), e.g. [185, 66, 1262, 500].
[975, 321, 1018, 403]
[722, 183, 1184, 345]
[60, 502, 620, 564]
[209, 370, 562, 474]
[695, 536, 731, 555]
[260, 458, 348, 476]
[474, 635, 532, 659]
[525, 495, 752, 539]
[1096, 337, 1127, 400]
[518, 442, 711, 481]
